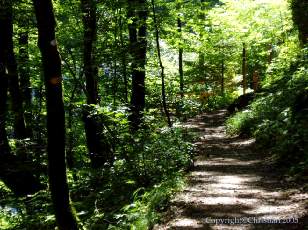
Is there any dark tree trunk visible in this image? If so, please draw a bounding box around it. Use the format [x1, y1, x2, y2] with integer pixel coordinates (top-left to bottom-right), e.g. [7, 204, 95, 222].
[198, 0, 206, 80]
[242, 43, 247, 95]
[151, 0, 172, 127]
[66, 84, 78, 171]
[0, 73, 10, 156]
[179, 45, 184, 98]
[177, 3, 184, 98]
[0, 0, 44, 199]
[18, 31, 33, 136]
[119, 11, 129, 103]
[122, 55, 128, 103]
[178, 20, 184, 98]
[0, 3, 11, 156]
[5, 3, 27, 139]
[0, 11, 10, 155]
[81, 0, 112, 167]
[291, 0, 308, 46]
[81, 0, 98, 106]
[127, 0, 148, 130]
[32, 0, 79, 229]
[221, 58, 224, 96]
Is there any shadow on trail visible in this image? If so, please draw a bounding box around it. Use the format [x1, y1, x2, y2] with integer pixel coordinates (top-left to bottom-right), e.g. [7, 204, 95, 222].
[154, 110, 308, 230]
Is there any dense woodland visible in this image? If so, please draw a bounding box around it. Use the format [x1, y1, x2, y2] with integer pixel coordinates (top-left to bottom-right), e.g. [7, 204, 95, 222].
[0, 0, 307, 229]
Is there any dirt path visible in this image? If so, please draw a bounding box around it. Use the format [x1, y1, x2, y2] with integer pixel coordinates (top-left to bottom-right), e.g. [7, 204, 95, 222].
[154, 110, 308, 230]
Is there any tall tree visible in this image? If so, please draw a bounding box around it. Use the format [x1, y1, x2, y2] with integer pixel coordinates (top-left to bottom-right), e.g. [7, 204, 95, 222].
[291, 0, 308, 46]
[177, 1, 184, 98]
[151, 0, 172, 127]
[198, 0, 206, 81]
[221, 57, 224, 96]
[5, 2, 27, 139]
[0, 1, 11, 156]
[18, 22, 33, 136]
[242, 42, 247, 94]
[119, 8, 129, 103]
[81, 0, 112, 167]
[32, 0, 79, 229]
[127, 0, 148, 130]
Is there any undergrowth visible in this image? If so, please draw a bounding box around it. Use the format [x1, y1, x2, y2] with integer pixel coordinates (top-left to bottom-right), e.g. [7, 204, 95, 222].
[0, 111, 195, 230]
[226, 41, 308, 177]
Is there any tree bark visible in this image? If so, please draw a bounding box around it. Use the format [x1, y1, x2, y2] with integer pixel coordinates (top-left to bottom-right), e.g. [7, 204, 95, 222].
[32, 0, 79, 229]
[221, 58, 224, 96]
[179, 42, 184, 98]
[81, 0, 112, 167]
[119, 10, 129, 103]
[5, 3, 27, 139]
[151, 0, 172, 127]
[291, 0, 308, 46]
[18, 30, 33, 136]
[198, 0, 206, 81]
[0, 8, 10, 155]
[177, 5, 184, 98]
[242, 43, 247, 95]
[0, 2, 11, 156]
[127, 0, 148, 130]
[0, 72, 10, 155]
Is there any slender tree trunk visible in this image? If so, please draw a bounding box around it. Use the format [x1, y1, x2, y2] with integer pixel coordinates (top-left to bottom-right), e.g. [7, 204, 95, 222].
[81, 0, 98, 106]
[0, 74, 10, 156]
[198, 0, 206, 80]
[66, 83, 78, 171]
[179, 45, 184, 98]
[242, 43, 247, 95]
[32, 0, 79, 229]
[177, 3, 184, 98]
[81, 0, 112, 167]
[119, 11, 129, 103]
[291, 0, 308, 46]
[221, 58, 224, 96]
[5, 3, 27, 139]
[113, 13, 119, 107]
[151, 0, 172, 127]
[0, 6, 44, 194]
[127, 0, 147, 130]
[18, 30, 33, 136]
[19, 32, 31, 108]
[0, 2, 11, 155]
[113, 62, 118, 107]
[122, 55, 128, 103]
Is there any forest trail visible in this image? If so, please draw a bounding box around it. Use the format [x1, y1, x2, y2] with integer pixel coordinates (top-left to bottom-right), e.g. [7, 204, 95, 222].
[154, 110, 308, 230]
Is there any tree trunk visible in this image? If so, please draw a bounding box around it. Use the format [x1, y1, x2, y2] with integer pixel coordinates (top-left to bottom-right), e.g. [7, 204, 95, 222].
[221, 58, 224, 96]
[0, 73, 10, 156]
[198, 0, 206, 81]
[32, 0, 79, 229]
[81, 0, 112, 168]
[18, 30, 33, 136]
[177, 2, 184, 98]
[179, 47, 184, 98]
[151, 0, 172, 127]
[119, 11, 129, 103]
[0, 2, 11, 156]
[5, 3, 27, 139]
[291, 0, 308, 46]
[242, 43, 247, 95]
[127, 0, 148, 130]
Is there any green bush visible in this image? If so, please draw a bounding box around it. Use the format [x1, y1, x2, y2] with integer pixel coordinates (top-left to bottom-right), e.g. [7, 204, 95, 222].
[108, 175, 186, 230]
[226, 44, 308, 175]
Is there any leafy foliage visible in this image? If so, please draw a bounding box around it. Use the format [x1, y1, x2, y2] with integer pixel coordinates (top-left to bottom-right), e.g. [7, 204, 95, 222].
[1, 0, 307, 229]
[227, 43, 308, 176]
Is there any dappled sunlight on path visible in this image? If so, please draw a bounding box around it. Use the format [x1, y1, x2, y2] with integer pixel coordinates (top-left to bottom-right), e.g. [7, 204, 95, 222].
[154, 110, 308, 230]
